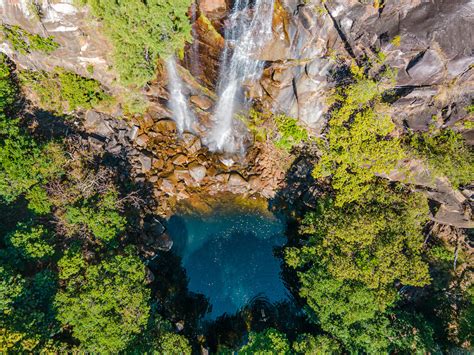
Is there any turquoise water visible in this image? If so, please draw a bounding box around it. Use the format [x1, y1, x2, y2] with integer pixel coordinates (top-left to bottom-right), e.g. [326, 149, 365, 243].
[166, 207, 288, 318]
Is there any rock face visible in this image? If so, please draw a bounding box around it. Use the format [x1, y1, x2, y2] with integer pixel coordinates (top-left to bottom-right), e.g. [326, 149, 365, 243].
[0, 0, 116, 87]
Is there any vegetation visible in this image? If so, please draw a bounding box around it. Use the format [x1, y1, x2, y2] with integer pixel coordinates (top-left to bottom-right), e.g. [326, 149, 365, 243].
[273, 113, 309, 151]
[1, 25, 59, 54]
[55, 252, 150, 352]
[19, 68, 110, 113]
[239, 328, 290, 354]
[408, 127, 474, 188]
[78, 0, 192, 86]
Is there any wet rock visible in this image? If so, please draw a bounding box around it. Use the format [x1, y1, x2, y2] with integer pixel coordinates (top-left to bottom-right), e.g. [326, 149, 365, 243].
[200, 0, 226, 14]
[191, 95, 214, 110]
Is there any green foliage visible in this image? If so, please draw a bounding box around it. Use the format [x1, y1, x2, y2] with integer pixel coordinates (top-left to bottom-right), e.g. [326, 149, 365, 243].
[292, 334, 341, 354]
[0, 269, 59, 352]
[240, 328, 290, 354]
[158, 333, 192, 354]
[313, 66, 405, 206]
[285, 183, 432, 352]
[0, 58, 65, 204]
[57, 247, 86, 281]
[64, 190, 126, 243]
[274, 113, 309, 151]
[0, 266, 24, 315]
[55, 252, 150, 352]
[79, 0, 192, 86]
[408, 127, 474, 188]
[1, 25, 59, 54]
[0, 55, 17, 115]
[19, 68, 110, 113]
[0, 137, 65, 203]
[237, 109, 271, 143]
[25, 185, 52, 215]
[6, 222, 54, 260]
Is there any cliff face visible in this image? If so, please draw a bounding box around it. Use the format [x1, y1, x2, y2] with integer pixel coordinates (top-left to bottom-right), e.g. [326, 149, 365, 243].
[0, 0, 116, 87]
[1, 0, 473, 226]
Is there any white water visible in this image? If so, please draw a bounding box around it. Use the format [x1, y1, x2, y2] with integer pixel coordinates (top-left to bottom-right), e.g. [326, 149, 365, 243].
[166, 58, 197, 134]
[206, 0, 275, 153]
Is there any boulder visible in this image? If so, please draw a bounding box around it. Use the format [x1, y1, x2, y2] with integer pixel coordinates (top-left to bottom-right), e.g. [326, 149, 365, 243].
[190, 95, 214, 110]
[228, 172, 248, 187]
[84, 111, 114, 137]
[138, 153, 152, 173]
[189, 164, 207, 183]
[172, 154, 188, 166]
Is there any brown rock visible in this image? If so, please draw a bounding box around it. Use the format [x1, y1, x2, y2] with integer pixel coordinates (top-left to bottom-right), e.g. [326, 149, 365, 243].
[172, 154, 188, 166]
[200, 0, 226, 14]
[154, 119, 177, 133]
[190, 95, 214, 111]
[135, 134, 150, 147]
[228, 172, 248, 187]
[189, 163, 207, 183]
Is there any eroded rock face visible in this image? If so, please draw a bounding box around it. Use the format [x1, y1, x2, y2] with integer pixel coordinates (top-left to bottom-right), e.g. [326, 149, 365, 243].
[0, 0, 116, 88]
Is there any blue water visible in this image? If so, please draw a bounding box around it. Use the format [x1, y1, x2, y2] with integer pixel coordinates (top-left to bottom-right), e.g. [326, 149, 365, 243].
[167, 207, 288, 318]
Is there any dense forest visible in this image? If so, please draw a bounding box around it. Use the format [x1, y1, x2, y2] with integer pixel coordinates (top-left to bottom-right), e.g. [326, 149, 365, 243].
[0, 0, 473, 353]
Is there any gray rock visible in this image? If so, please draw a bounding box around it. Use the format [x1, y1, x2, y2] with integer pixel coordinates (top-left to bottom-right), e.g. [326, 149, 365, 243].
[138, 153, 152, 173]
[84, 111, 114, 137]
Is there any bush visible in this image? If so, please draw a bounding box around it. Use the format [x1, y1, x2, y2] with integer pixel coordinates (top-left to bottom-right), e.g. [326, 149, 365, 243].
[313, 66, 405, 206]
[19, 68, 110, 113]
[65, 190, 126, 243]
[79, 0, 192, 86]
[273, 114, 309, 151]
[1, 25, 59, 54]
[6, 223, 55, 260]
[408, 127, 474, 188]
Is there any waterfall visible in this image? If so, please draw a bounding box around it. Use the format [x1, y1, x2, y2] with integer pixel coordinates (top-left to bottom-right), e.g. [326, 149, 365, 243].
[166, 58, 196, 134]
[206, 0, 275, 153]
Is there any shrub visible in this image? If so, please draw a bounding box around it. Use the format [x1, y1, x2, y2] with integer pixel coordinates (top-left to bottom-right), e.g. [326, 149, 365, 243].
[79, 0, 192, 86]
[19, 68, 110, 113]
[1, 25, 59, 54]
[408, 127, 474, 188]
[273, 113, 309, 151]
[313, 66, 405, 206]
[65, 190, 126, 243]
[6, 223, 54, 260]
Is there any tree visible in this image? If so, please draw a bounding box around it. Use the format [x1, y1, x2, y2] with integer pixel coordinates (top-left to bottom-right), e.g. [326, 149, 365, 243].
[313, 65, 405, 206]
[239, 328, 290, 354]
[408, 127, 474, 188]
[292, 334, 341, 354]
[55, 251, 150, 352]
[79, 0, 192, 86]
[5, 222, 55, 260]
[64, 189, 126, 244]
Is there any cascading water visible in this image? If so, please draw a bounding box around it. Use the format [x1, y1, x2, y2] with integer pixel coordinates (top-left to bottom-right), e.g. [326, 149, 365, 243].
[206, 0, 275, 153]
[166, 58, 197, 134]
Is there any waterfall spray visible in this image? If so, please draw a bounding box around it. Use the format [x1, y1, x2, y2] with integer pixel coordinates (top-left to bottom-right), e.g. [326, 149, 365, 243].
[166, 58, 197, 134]
[206, 0, 275, 153]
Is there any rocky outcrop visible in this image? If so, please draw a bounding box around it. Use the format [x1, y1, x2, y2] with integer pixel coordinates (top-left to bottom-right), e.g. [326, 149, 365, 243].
[0, 0, 116, 88]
